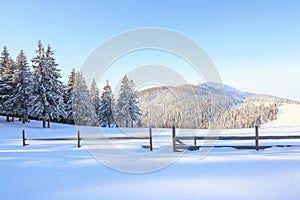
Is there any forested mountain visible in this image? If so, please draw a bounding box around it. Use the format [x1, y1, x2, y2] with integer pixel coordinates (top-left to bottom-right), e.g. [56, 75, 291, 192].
[138, 82, 298, 129]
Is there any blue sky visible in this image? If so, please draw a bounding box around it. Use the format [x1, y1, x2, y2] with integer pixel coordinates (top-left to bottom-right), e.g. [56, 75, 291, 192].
[1, 0, 300, 100]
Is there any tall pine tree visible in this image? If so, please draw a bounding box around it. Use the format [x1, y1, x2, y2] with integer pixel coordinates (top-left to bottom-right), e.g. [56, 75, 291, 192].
[90, 79, 101, 126]
[128, 79, 142, 127]
[99, 80, 115, 127]
[0, 56, 16, 121]
[0, 46, 14, 121]
[63, 68, 76, 124]
[116, 75, 142, 127]
[116, 75, 131, 127]
[72, 72, 97, 126]
[30, 41, 64, 128]
[11, 50, 33, 123]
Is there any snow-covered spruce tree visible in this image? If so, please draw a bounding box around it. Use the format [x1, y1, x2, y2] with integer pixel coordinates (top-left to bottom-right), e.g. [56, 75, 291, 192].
[72, 72, 97, 126]
[116, 75, 142, 127]
[9, 50, 33, 123]
[128, 79, 142, 127]
[0, 56, 16, 121]
[90, 79, 101, 126]
[0, 46, 10, 119]
[63, 68, 76, 124]
[99, 80, 115, 127]
[44, 44, 65, 122]
[0, 46, 14, 121]
[116, 75, 131, 127]
[30, 41, 64, 128]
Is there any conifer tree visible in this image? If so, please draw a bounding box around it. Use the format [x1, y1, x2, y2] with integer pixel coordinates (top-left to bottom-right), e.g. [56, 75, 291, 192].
[90, 79, 101, 125]
[63, 68, 76, 124]
[128, 79, 142, 127]
[0, 46, 14, 121]
[116, 75, 131, 127]
[30, 41, 64, 128]
[0, 56, 16, 121]
[116, 75, 142, 127]
[99, 80, 115, 127]
[9, 50, 33, 123]
[72, 72, 97, 126]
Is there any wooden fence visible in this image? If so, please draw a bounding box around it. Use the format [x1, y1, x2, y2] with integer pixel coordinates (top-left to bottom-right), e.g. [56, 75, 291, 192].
[21, 126, 300, 153]
[172, 126, 300, 152]
[22, 128, 153, 151]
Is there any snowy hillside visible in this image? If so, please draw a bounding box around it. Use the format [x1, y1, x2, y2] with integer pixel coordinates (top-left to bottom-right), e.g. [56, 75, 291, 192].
[138, 82, 298, 129]
[200, 81, 252, 101]
[263, 104, 300, 127]
[1, 104, 300, 199]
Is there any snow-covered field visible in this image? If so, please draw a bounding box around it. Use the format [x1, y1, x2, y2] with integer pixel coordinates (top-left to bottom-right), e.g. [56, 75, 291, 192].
[1, 104, 300, 199]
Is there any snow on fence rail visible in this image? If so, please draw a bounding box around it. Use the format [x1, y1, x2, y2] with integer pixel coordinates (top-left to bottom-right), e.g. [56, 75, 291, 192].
[22, 128, 153, 151]
[172, 126, 300, 151]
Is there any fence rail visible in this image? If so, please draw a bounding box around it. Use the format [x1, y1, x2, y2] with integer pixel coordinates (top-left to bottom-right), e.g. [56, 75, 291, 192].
[22, 129, 153, 151]
[172, 125, 300, 152]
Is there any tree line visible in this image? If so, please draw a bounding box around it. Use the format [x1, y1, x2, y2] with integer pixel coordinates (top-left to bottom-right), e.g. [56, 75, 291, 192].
[0, 41, 142, 128]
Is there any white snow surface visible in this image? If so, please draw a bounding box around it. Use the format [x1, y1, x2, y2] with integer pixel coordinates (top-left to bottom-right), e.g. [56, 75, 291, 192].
[1, 104, 300, 199]
[263, 104, 300, 127]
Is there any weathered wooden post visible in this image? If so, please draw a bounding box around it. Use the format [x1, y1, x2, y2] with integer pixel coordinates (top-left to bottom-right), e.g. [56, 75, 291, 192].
[255, 125, 259, 151]
[22, 129, 26, 147]
[77, 130, 81, 148]
[149, 127, 153, 151]
[172, 126, 176, 152]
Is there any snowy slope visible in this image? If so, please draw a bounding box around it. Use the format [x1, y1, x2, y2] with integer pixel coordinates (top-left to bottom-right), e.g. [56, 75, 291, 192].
[200, 81, 251, 101]
[262, 104, 300, 127]
[1, 110, 300, 200]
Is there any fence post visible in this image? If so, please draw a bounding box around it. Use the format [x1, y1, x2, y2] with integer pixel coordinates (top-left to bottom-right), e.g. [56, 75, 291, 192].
[22, 129, 26, 146]
[77, 130, 81, 148]
[149, 127, 153, 151]
[255, 125, 259, 151]
[172, 126, 176, 152]
[194, 135, 197, 146]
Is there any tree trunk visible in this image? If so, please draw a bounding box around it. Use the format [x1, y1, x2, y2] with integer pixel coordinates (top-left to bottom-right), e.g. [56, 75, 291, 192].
[43, 119, 46, 128]
[22, 114, 26, 124]
[47, 119, 50, 128]
[6, 115, 9, 122]
[126, 120, 128, 128]
[12, 115, 14, 122]
[131, 120, 133, 128]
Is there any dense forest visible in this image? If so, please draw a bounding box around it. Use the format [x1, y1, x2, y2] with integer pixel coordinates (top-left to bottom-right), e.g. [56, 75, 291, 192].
[0, 42, 141, 128]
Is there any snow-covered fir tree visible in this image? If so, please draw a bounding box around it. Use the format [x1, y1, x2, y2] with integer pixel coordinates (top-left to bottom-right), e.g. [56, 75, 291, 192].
[9, 50, 33, 123]
[116, 75, 142, 127]
[30, 41, 64, 128]
[63, 68, 76, 124]
[90, 79, 101, 125]
[0, 46, 14, 121]
[44, 45, 65, 121]
[116, 75, 131, 127]
[128, 79, 142, 127]
[99, 80, 115, 127]
[0, 50, 17, 121]
[72, 72, 97, 126]
[0, 46, 9, 113]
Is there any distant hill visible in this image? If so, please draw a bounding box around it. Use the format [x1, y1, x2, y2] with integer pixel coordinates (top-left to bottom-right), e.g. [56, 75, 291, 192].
[138, 82, 298, 129]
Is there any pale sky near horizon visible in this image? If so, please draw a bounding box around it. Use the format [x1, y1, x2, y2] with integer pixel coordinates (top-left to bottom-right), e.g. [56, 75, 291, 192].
[0, 0, 300, 100]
